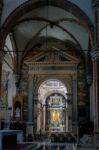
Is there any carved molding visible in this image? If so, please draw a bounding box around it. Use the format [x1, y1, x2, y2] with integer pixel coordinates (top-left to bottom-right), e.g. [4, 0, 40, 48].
[28, 63, 77, 75]
[25, 49, 79, 64]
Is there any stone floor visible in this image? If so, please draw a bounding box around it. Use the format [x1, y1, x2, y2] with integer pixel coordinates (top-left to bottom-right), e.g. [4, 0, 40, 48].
[3, 143, 31, 150]
[3, 142, 97, 150]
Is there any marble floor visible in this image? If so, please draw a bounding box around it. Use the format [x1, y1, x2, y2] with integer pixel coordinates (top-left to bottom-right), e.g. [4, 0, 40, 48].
[2, 142, 97, 150]
[27, 142, 97, 150]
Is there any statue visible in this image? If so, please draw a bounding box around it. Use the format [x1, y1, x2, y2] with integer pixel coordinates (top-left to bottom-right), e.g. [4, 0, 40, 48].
[15, 107, 21, 118]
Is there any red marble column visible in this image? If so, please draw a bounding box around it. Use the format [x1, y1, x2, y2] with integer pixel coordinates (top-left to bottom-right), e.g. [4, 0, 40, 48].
[91, 49, 99, 132]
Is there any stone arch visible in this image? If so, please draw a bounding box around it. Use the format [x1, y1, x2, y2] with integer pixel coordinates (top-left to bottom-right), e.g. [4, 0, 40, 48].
[34, 75, 72, 96]
[45, 91, 67, 101]
[38, 78, 68, 104]
[0, 0, 94, 48]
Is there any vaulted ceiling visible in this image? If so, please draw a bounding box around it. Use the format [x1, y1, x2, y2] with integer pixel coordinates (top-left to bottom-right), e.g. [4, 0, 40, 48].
[3, 1, 94, 73]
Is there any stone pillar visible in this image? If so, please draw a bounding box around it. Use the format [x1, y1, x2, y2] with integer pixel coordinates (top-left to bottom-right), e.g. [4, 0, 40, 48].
[33, 94, 38, 134]
[91, 49, 99, 133]
[42, 105, 46, 133]
[28, 78, 33, 122]
[66, 109, 68, 132]
[72, 76, 78, 134]
[72, 76, 78, 122]
[27, 77, 33, 136]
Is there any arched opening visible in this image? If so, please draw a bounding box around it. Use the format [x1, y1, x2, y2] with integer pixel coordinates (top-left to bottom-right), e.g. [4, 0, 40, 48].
[0, 0, 95, 145]
[37, 79, 72, 135]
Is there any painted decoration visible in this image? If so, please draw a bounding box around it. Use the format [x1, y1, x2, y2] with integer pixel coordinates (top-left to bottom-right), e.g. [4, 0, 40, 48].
[46, 93, 66, 132]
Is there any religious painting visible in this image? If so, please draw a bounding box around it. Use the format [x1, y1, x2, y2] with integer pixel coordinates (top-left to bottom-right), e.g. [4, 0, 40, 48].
[46, 93, 66, 133]
[51, 110, 60, 127]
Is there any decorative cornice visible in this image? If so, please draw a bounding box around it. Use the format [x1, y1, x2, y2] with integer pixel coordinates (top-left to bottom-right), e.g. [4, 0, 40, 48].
[91, 48, 99, 61]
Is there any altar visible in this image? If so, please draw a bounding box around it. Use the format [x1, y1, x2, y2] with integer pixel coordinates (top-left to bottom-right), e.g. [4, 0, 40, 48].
[46, 94, 67, 133]
[0, 130, 23, 149]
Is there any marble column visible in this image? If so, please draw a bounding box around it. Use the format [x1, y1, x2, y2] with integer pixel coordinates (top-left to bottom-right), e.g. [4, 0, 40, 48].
[28, 78, 33, 122]
[91, 48, 99, 132]
[43, 106, 46, 133]
[66, 109, 68, 132]
[27, 77, 33, 136]
[71, 76, 78, 134]
[72, 76, 78, 122]
[33, 94, 38, 134]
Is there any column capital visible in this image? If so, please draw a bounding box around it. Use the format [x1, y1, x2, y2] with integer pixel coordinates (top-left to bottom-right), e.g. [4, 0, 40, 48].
[91, 48, 99, 61]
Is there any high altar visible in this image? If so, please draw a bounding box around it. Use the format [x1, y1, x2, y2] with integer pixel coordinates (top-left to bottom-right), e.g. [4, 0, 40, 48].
[46, 93, 67, 134]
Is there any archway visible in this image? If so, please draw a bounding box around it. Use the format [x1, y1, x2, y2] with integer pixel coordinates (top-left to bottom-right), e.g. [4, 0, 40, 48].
[46, 93, 68, 134]
[37, 79, 72, 134]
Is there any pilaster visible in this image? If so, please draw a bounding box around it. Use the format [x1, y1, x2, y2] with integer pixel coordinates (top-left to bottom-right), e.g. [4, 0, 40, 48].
[72, 76, 78, 122]
[27, 78, 33, 123]
[91, 48, 99, 132]
[33, 94, 38, 135]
